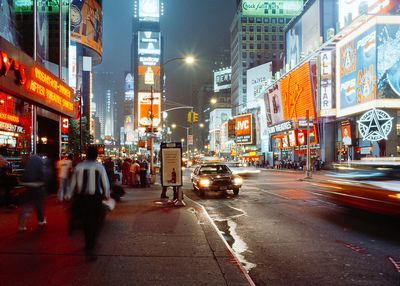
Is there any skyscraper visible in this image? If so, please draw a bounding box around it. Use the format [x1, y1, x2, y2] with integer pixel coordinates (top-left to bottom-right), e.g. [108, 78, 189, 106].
[230, 1, 303, 114]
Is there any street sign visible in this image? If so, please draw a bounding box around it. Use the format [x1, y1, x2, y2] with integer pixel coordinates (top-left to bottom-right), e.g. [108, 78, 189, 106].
[187, 134, 193, 145]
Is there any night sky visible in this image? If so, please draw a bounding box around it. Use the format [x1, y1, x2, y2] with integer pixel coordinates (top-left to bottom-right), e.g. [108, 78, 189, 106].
[94, 0, 236, 138]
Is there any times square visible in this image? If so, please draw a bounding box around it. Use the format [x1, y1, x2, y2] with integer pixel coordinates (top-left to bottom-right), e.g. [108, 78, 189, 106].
[0, 0, 400, 285]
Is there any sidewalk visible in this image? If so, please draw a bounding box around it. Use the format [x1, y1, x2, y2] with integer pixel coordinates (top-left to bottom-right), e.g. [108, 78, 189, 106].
[0, 184, 253, 286]
[260, 167, 332, 181]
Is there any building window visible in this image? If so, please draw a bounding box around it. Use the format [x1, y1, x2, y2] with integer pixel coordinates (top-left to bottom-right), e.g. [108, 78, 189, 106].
[242, 62, 247, 67]
[250, 35, 254, 41]
[272, 26, 276, 32]
[241, 17, 247, 23]
[249, 26, 254, 32]
[279, 44, 284, 49]
[242, 25, 246, 32]
[263, 18, 270, 23]
[265, 43, 269, 49]
[264, 34, 269, 41]
[256, 26, 261, 32]
[249, 52, 255, 58]
[242, 70, 246, 75]
[256, 17, 262, 23]
[279, 27, 284, 32]
[242, 78, 247, 84]
[242, 35, 247, 41]
[256, 35, 261, 40]
[249, 17, 254, 23]
[272, 35, 276, 41]
[264, 26, 269, 32]
[279, 35, 283, 41]
[242, 43, 247, 49]
[242, 52, 247, 58]
[249, 43, 254, 49]
[257, 43, 262, 49]
[271, 18, 277, 24]
[286, 18, 291, 23]
[278, 18, 284, 24]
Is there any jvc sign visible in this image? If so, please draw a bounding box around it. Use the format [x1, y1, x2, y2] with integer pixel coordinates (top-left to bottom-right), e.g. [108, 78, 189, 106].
[235, 114, 252, 145]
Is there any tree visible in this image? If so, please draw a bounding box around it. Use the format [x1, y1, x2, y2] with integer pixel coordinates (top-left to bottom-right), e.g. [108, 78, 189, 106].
[68, 117, 93, 156]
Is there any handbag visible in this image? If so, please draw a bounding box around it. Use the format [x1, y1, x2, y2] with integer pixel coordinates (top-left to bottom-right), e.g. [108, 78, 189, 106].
[102, 197, 116, 211]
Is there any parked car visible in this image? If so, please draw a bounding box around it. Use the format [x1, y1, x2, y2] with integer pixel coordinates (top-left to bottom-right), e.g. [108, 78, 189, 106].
[191, 164, 243, 196]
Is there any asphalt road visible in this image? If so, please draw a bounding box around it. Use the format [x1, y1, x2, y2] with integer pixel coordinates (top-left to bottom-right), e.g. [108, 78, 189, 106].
[183, 169, 400, 286]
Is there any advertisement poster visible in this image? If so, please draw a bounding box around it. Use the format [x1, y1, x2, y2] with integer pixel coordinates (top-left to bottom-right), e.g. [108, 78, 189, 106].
[377, 24, 400, 99]
[161, 144, 182, 187]
[265, 83, 284, 125]
[235, 114, 252, 144]
[139, 0, 160, 22]
[138, 31, 161, 55]
[341, 121, 352, 146]
[339, 26, 377, 110]
[320, 51, 334, 114]
[214, 67, 231, 92]
[137, 92, 160, 127]
[71, 0, 103, 57]
[280, 62, 316, 122]
[246, 62, 272, 109]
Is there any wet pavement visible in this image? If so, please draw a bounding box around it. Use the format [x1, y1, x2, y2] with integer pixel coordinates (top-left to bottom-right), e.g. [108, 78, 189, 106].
[0, 184, 254, 286]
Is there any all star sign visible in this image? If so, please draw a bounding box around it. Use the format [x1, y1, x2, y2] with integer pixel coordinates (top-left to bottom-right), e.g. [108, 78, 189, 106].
[357, 109, 393, 141]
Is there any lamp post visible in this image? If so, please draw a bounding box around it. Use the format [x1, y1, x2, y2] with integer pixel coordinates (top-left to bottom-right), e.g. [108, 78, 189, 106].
[172, 123, 190, 158]
[145, 56, 195, 176]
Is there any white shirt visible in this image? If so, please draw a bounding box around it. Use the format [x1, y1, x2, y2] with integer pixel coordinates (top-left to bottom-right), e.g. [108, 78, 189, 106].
[67, 160, 110, 198]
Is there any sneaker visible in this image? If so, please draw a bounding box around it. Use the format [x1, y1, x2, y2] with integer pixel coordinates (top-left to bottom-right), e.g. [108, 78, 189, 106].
[38, 219, 47, 226]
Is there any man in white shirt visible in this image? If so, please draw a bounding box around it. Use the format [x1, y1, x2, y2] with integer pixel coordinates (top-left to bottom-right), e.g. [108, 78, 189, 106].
[66, 146, 110, 261]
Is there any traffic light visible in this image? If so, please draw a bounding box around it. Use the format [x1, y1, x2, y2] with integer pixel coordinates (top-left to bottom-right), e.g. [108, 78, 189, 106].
[192, 112, 198, 123]
[187, 111, 192, 123]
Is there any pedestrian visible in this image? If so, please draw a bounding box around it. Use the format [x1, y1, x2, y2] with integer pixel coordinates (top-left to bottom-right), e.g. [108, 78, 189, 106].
[18, 154, 47, 231]
[65, 146, 110, 261]
[139, 159, 149, 187]
[121, 158, 130, 185]
[56, 153, 73, 202]
[104, 157, 115, 183]
[130, 160, 140, 187]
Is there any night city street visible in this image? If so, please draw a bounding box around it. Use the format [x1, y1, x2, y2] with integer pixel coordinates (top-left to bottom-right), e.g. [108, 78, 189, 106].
[2, 0, 400, 285]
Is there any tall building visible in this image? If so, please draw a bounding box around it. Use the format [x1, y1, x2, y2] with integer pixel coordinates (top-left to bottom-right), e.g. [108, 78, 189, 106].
[230, 1, 303, 114]
[130, 0, 164, 154]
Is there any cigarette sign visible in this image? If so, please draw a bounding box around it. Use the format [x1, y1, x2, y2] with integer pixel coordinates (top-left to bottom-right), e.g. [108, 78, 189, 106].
[235, 114, 252, 144]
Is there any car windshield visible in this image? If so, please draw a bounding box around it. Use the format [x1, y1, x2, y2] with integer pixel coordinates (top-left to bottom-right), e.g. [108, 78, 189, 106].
[199, 165, 230, 175]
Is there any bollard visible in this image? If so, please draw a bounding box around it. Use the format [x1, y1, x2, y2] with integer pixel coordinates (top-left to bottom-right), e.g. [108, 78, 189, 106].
[174, 187, 185, 207]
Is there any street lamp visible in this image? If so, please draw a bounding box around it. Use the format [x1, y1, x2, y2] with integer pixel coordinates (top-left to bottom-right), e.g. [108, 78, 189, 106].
[146, 55, 196, 176]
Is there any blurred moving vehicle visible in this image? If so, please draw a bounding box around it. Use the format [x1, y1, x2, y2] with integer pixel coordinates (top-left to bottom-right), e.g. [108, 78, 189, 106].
[191, 164, 243, 196]
[318, 159, 400, 217]
[224, 161, 261, 177]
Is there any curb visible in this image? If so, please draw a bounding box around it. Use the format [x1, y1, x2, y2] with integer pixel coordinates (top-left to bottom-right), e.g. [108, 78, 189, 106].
[185, 195, 256, 286]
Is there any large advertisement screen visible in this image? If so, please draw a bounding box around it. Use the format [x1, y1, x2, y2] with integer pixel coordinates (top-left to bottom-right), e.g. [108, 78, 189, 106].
[138, 31, 161, 55]
[265, 83, 284, 125]
[279, 62, 316, 122]
[246, 62, 272, 108]
[337, 17, 400, 117]
[137, 92, 161, 128]
[139, 0, 160, 22]
[235, 114, 253, 145]
[124, 72, 134, 101]
[338, 0, 395, 30]
[285, 1, 320, 68]
[241, 0, 303, 17]
[71, 0, 103, 57]
[214, 67, 231, 92]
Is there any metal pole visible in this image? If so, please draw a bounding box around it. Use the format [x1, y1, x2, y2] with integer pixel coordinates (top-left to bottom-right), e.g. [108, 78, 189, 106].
[150, 85, 154, 175]
[305, 110, 312, 178]
[186, 127, 189, 158]
[32, 0, 37, 154]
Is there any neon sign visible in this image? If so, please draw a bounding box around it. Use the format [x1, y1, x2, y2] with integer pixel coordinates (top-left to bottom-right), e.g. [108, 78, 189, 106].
[0, 51, 26, 85]
[357, 109, 393, 141]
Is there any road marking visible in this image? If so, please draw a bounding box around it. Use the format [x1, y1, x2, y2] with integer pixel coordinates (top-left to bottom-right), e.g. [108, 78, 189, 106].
[336, 240, 368, 254]
[388, 256, 400, 273]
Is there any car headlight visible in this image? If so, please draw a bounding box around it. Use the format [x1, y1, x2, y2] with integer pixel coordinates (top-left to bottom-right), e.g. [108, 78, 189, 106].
[199, 178, 211, 187]
[233, 177, 243, 185]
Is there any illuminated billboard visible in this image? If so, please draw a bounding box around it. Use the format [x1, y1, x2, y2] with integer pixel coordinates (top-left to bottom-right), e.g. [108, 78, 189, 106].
[139, 0, 160, 22]
[265, 83, 284, 125]
[137, 92, 161, 128]
[138, 31, 161, 55]
[286, 1, 320, 68]
[280, 62, 316, 122]
[320, 51, 335, 116]
[241, 0, 303, 17]
[214, 67, 231, 92]
[235, 114, 253, 145]
[338, 0, 396, 30]
[71, 0, 103, 57]
[336, 17, 400, 117]
[124, 72, 134, 101]
[246, 62, 272, 109]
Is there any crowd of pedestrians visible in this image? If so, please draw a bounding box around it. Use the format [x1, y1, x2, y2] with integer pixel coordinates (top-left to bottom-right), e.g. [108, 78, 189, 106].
[121, 158, 150, 188]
